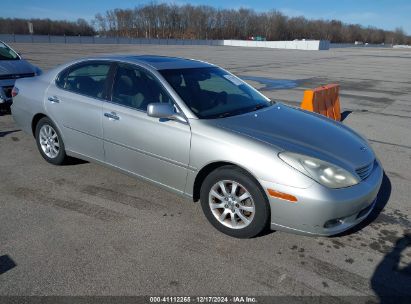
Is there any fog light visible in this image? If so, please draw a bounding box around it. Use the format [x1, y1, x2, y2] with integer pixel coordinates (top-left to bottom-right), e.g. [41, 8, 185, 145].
[324, 218, 343, 228]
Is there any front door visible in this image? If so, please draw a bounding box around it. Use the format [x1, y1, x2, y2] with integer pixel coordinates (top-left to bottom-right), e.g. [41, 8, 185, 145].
[102, 63, 191, 193]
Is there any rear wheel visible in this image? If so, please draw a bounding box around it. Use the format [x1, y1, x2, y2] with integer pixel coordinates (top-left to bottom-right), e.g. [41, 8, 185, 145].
[35, 117, 67, 165]
[200, 166, 270, 238]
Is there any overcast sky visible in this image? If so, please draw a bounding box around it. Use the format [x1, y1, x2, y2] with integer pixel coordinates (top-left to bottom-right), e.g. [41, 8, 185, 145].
[3, 0, 411, 34]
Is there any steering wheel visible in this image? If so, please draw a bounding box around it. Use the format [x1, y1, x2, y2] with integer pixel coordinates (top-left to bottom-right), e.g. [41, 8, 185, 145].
[211, 91, 228, 107]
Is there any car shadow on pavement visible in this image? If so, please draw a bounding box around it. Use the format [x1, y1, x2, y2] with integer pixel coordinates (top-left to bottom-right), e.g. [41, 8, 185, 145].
[64, 157, 88, 166]
[0, 129, 20, 137]
[333, 171, 392, 237]
[371, 234, 411, 304]
[0, 255, 17, 275]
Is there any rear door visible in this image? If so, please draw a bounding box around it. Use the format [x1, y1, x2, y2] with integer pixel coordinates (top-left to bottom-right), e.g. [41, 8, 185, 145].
[45, 61, 113, 161]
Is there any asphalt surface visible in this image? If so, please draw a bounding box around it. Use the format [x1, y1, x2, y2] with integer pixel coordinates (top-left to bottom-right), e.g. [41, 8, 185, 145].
[1, 44, 410, 300]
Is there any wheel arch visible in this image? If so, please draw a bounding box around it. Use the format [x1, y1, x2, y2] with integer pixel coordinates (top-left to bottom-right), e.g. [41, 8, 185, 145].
[192, 161, 265, 202]
[31, 113, 48, 137]
[31, 113, 65, 145]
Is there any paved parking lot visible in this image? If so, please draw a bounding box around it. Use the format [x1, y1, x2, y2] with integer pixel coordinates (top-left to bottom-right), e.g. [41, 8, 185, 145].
[1, 43, 410, 300]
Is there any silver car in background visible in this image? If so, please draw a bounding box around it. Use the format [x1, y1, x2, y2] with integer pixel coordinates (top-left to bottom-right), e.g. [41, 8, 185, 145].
[11, 55, 383, 238]
[0, 40, 41, 110]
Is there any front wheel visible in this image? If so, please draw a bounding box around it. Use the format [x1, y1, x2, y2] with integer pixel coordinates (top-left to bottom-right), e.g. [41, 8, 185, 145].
[35, 117, 68, 165]
[200, 166, 270, 238]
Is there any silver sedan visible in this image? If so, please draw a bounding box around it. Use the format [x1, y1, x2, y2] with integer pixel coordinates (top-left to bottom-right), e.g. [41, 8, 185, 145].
[11, 55, 383, 238]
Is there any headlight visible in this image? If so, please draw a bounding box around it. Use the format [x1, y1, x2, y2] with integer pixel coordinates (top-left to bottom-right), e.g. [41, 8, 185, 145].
[278, 152, 360, 189]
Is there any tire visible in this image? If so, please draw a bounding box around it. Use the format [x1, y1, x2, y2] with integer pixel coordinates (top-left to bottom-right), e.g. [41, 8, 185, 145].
[0, 105, 11, 114]
[200, 165, 270, 238]
[35, 117, 67, 165]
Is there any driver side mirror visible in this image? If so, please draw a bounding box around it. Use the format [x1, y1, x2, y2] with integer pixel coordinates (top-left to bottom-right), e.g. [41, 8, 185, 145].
[147, 103, 186, 123]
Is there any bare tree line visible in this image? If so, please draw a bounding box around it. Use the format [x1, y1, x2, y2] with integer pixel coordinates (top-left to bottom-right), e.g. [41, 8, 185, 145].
[1, 3, 409, 44]
[0, 18, 95, 36]
[92, 3, 410, 44]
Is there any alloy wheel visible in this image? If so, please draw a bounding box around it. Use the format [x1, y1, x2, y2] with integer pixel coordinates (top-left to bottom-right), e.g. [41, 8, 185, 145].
[208, 180, 255, 229]
[39, 124, 60, 159]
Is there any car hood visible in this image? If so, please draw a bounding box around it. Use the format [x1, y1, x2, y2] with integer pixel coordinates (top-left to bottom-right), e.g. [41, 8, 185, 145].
[210, 103, 374, 170]
[0, 59, 37, 76]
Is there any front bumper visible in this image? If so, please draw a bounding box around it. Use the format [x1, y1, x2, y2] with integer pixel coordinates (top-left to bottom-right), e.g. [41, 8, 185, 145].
[259, 159, 383, 236]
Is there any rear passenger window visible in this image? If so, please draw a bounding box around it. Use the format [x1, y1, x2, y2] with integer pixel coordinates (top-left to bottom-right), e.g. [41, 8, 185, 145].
[57, 62, 111, 99]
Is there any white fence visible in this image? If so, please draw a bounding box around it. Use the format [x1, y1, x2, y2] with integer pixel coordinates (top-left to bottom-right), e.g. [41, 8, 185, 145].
[0, 34, 330, 51]
[221, 39, 330, 50]
[393, 45, 411, 49]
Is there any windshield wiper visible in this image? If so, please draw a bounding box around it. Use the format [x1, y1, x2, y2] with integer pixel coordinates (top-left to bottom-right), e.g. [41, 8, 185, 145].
[210, 103, 270, 119]
[254, 103, 267, 110]
[215, 104, 269, 119]
[250, 103, 270, 112]
[217, 112, 235, 118]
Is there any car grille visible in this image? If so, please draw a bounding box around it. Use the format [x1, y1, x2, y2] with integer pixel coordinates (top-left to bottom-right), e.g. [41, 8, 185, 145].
[0, 73, 35, 80]
[355, 161, 374, 180]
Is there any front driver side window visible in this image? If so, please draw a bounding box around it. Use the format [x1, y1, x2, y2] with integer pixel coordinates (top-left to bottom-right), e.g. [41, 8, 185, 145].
[111, 64, 172, 111]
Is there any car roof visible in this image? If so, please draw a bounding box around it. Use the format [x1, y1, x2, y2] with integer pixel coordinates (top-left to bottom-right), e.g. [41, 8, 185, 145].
[93, 55, 215, 70]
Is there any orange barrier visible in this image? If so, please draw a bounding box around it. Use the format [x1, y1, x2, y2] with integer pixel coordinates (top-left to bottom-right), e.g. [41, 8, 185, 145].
[300, 84, 341, 121]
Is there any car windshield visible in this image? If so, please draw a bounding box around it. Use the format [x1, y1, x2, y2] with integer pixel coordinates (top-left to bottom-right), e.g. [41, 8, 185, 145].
[160, 67, 271, 119]
[0, 42, 20, 60]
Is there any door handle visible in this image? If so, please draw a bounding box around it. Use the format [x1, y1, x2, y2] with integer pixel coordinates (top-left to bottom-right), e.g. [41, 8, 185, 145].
[104, 112, 120, 120]
[48, 96, 60, 103]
